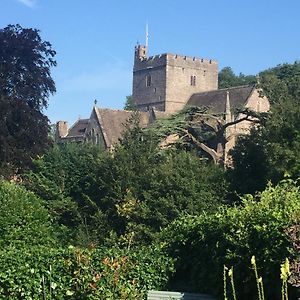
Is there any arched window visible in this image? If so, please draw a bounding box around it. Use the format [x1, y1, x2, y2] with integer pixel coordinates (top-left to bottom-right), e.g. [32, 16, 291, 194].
[146, 74, 151, 87]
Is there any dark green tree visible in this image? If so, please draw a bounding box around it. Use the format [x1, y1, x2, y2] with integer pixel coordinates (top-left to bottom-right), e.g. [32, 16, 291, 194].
[26, 117, 228, 246]
[124, 95, 136, 111]
[0, 24, 56, 110]
[218, 66, 256, 89]
[25, 143, 106, 246]
[0, 24, 57, 177]
[228, 62, 300, 195]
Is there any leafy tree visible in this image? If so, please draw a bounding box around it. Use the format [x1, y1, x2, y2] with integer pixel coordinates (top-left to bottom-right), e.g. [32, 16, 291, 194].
[218, 66, 256, 89]
[229, 62, 300, 195]
[24, 143, 106, 246]
[93, 119, 228, 244]
[0, 24, 57, 177]
[124, 95, 136, 110]
[26, 120, 228, 246]
[0, 96, 51, 177]
[0, 24, 56, 110]
[148, 106, 260, 166]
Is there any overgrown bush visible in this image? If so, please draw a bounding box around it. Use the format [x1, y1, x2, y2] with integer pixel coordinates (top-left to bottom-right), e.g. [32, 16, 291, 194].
[0, 180, 56, 248]
[0, 245, 174, 299]
[161, 179, 300, 299]
[25, 133, 228, 246]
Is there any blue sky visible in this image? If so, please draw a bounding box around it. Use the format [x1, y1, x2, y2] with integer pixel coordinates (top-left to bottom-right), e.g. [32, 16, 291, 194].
[1, 0, 299, 125]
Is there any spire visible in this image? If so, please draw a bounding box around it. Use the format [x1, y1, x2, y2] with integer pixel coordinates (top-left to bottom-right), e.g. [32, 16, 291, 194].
[145, 23, 149, 48]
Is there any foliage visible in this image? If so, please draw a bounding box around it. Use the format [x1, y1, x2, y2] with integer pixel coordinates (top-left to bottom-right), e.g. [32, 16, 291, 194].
[161, 179, 300, 299]
[229, 62, 300, 195]
[0, 24, 56, 110]
[0, 96, 52, 177]
[218, 67, 256, 89]
[0, 180, 56, 248]
[124, 95, 136, 111]
[24, 143, 106, 246]
[0, 24, 56, 177]
[82, 121, 227, 245]
[0, 245, 174, 299]
[25, 123, 228, 246]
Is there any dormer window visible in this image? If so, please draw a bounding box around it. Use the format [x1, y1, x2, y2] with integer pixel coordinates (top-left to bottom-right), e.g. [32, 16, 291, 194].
[190, 75, 196, 86]
[146, 74, 151, 87]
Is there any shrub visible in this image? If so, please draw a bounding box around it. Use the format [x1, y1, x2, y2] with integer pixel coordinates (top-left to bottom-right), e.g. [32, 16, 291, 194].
[161, 179, 300, 299]
[0, 245, 174, 299]
[0, 180, 56, 248]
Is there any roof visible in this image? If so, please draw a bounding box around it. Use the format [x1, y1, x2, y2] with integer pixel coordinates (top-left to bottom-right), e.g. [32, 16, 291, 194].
[152, 109, 170, 119]
[187, 85, 255, 114]
[94, 108, 150, 148]
[67, 119, 89, 137]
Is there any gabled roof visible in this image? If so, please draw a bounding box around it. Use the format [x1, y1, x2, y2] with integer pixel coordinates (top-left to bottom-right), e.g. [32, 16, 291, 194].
[67, 119, 89, 137]
[187, 85, 255, 114]
[94, 108, 150, 148]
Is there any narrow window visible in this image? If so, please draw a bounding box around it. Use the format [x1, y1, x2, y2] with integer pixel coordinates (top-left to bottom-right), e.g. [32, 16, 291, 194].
[146, 75, 151, 87]
[190, 75, 196, 86]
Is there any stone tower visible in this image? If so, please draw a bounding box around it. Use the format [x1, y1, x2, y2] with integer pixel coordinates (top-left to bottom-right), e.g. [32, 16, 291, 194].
[132, 44, 219, 113]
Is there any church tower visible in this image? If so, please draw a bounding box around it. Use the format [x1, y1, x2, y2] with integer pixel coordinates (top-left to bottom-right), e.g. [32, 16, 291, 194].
[132, 45, 219, 113]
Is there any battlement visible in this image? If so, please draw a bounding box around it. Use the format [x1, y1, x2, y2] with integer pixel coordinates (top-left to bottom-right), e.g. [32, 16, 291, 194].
[132, 45, 219, 114]
[167, 53, 217, 65]
[134, 53, 168, 72]
[134, 52, 218, 72]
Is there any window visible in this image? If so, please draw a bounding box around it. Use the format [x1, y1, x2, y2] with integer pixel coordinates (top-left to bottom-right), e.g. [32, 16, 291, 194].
[190, 75, 196, 86]
[146, 75, 151, 87]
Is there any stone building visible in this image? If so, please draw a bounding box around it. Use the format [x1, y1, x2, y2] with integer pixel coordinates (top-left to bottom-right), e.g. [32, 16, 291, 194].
[132, 44, 218, 113]
[56, 44, 270, 160]
[56, 107, 150, 149]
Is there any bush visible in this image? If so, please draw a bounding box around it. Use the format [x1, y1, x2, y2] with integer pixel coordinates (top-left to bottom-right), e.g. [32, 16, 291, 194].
[0, 245, 174, 299]
[0, 180, 56, 248]
[161, 179, 300, 299]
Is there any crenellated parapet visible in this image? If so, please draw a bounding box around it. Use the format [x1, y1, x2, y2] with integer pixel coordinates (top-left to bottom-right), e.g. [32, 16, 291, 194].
[132, 44, 219, 113]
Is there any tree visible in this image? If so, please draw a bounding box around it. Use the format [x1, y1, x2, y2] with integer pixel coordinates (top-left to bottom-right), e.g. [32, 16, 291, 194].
[0, 24, 56, 110]
[24, 143, 105, 246]
[229, 62, 300, 195]
[25, 119, 228, 246]
[149, 106, 260, 166]
[0, 24, 57, 177]
[218, 67, 256, 89]
[124, 95, 136, 111]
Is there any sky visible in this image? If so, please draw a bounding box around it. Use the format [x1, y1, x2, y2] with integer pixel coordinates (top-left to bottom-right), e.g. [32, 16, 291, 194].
[1, 0, 300, 125]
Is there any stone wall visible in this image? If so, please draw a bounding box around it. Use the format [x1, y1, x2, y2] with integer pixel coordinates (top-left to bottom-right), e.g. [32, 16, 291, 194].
[132, 47, 218, 113]
[165, 54, 218, 113]
[132, 54, 167, 111]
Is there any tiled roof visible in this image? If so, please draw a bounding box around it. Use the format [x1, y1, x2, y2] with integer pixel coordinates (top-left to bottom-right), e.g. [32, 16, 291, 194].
[94, 108, 150, 148]
[187, 85, 255, 114]
[67, 119, 89, 137]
